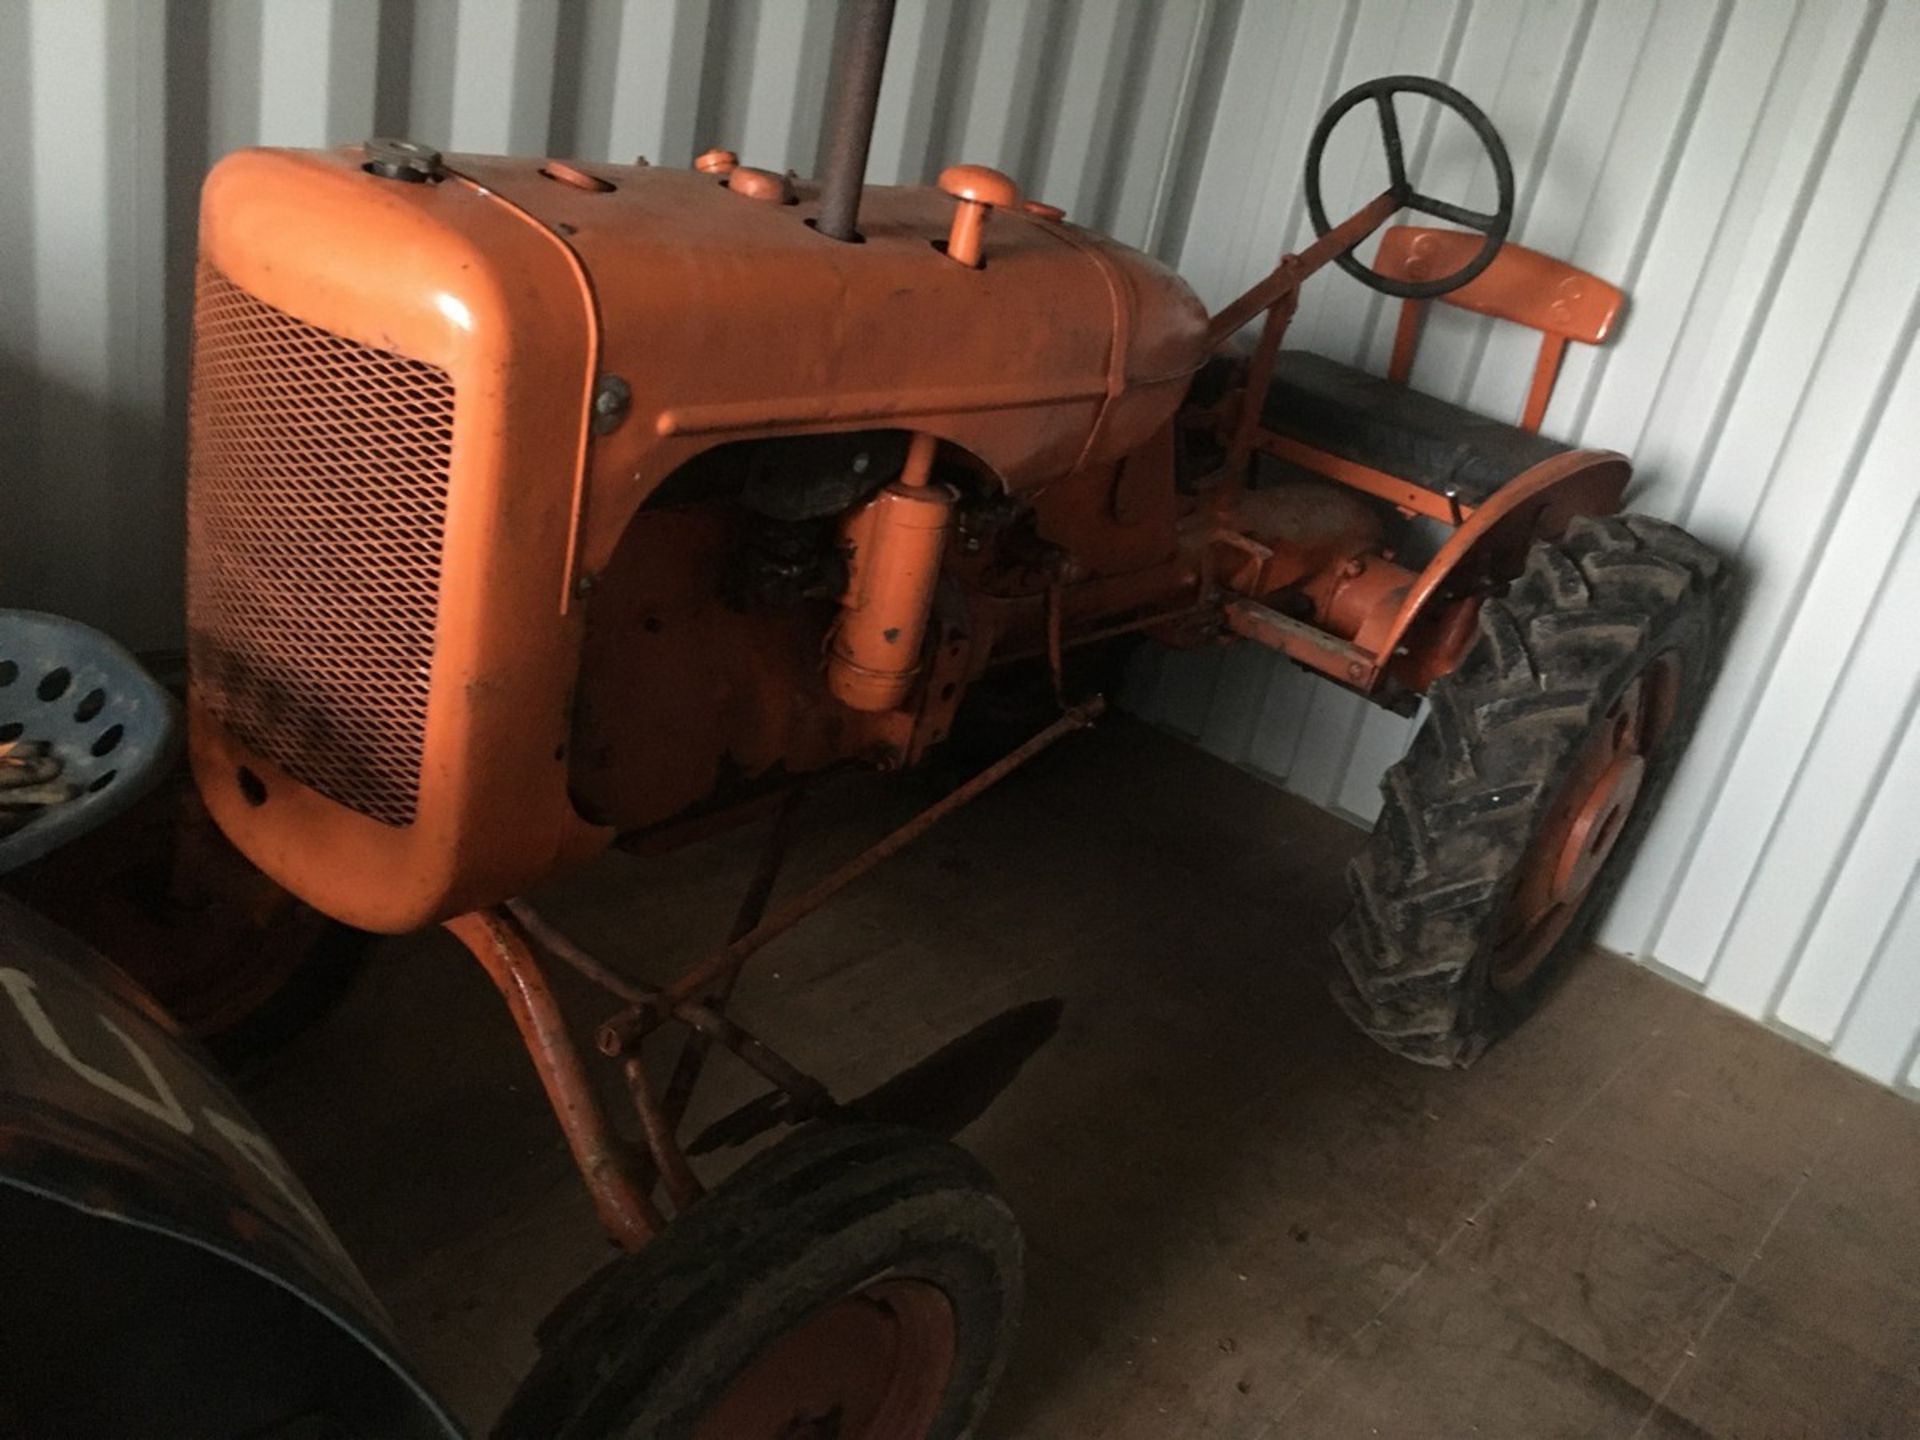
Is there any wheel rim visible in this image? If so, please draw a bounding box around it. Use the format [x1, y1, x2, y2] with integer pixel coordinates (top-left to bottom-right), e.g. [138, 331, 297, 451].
[1490, 650, 1682, 992]
[693, 1278, 957, 1440]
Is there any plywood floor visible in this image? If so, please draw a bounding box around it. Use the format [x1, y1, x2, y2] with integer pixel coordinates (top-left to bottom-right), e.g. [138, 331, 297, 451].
[245, 717, 1920, 1438]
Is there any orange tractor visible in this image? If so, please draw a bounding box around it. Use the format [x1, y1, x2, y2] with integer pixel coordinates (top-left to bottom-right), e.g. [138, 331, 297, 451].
[185, 4, 1724, 1433]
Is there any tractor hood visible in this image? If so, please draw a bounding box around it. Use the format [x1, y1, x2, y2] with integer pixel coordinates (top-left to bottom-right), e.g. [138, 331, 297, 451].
[199, 144, 1210, 585]
[184, 144, 1210, 932]
[447, 153, 1212, 573]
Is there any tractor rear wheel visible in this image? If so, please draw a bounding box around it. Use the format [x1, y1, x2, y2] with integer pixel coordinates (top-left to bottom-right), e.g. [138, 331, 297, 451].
[1332, 513, 1725, 1066]
[494, 1122, 1022, 1440]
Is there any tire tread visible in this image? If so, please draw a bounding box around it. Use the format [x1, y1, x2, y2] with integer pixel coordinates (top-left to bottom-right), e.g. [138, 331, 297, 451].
[1331, 513, 1724, 1066]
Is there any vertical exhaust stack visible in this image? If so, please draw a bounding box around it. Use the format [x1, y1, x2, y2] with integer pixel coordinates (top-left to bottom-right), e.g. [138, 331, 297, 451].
[814, 0, 898, 242]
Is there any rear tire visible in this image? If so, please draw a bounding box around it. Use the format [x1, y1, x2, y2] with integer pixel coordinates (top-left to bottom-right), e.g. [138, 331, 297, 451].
[495, 1123, 1022, 1440]
[1332, 513, 1726, 1066]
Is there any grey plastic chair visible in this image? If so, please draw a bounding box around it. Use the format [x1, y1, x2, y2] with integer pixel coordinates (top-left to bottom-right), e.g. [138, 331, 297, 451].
[0, 609, 180, 875]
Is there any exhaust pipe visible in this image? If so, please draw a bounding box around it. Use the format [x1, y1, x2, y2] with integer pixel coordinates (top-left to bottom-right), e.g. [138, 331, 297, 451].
[814, 0, 897, 242]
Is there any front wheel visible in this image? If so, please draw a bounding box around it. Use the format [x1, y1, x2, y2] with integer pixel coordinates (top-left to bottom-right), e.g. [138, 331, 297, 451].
[495, 1123, 1023, 1440]
[1333, 513, 1726, 1066]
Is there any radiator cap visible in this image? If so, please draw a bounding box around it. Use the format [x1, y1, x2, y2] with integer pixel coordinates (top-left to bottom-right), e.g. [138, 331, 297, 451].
[363, 137, 444, 183]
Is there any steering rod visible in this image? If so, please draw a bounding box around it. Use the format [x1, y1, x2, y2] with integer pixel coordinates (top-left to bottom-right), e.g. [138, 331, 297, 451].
[1205, 190, 1400, 350]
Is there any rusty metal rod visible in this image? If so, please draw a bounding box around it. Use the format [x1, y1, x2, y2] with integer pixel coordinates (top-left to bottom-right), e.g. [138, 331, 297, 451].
[508, 802, 807, 1208]
[1223, 263, 1301, 488]
[1213, 194, 1401, 495]
[622, 1054, 705, 1213]
[626, 794, 807, 1199]
[1205, 190, 1399, 349]
[657, 790, 805, 1128]
[991, 599, 1213, 665]
[444, 909, 662, 1250]
[597, 697, 1107, 1056]
[814, 0, 897, 242]
[505, 897, 650, 1005]
[1045, 578, 1068, 710]
[674, 1000, 834, 1117]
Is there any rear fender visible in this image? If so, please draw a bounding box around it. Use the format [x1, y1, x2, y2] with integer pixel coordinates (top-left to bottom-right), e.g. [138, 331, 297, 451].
[1377, 449, 1629, 693]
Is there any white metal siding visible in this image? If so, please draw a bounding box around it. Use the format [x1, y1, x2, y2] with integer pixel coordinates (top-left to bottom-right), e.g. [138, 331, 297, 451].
[1134, 0, 1920, 1095]
[1, 0, 1914, 1091]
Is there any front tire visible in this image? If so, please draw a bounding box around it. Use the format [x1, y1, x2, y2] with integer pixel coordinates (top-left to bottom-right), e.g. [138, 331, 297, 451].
[1333, 513, 1726, 1066]
[495, 1123, 1023, 1440]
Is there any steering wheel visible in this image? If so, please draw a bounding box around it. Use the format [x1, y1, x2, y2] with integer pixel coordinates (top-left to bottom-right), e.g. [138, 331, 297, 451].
[1305, 75, 1515, 300]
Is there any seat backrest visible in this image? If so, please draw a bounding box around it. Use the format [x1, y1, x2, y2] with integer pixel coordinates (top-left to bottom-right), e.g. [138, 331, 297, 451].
[1373, 226, 1626, 433]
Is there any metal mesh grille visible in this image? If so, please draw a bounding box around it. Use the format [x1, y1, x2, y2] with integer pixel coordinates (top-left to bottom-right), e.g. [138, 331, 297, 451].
[186, 265, 454, 827]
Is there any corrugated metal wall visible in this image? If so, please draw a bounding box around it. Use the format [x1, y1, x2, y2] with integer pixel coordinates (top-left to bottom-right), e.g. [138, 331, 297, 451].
[0, 0, 1233, 655]
[1, 0, 1914, 1092]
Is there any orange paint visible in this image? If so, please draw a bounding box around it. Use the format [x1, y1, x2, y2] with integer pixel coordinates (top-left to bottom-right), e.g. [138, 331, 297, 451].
[186, 147, 596, 934]
[184, 135, 1633, 935]
[175, 53, 1699, 1307]
[828, 434, 955, 712]
[937, 164, 1018, 268]
[1377, 225, 1624, 433]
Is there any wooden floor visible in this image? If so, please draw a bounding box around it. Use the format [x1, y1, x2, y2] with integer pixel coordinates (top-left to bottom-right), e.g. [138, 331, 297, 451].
[246, 716, 1920, 1438]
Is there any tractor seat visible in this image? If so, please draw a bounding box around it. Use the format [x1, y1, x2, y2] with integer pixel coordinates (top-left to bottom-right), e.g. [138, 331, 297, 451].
[1261, 350, 1570, 508]
[1253, 227, 1626, 511]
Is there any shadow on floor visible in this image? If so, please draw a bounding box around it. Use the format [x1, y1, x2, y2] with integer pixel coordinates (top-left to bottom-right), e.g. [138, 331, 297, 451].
[241, 717, 1920, 1439]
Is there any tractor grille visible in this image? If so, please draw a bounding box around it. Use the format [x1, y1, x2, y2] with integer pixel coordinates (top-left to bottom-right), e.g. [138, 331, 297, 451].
[186, 265, 454, 827]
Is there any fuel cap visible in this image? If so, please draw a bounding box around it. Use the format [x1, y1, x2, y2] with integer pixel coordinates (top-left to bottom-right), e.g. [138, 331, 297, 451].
[363, 137, 444, 183]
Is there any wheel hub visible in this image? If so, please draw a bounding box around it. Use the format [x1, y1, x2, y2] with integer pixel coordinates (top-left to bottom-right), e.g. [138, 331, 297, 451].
[1491, 651, 1681, 993]
[694, 1279, 957, 1440]
[1550, 750, 1645, 903]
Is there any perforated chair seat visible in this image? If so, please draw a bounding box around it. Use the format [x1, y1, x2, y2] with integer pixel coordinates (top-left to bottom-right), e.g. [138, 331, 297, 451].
[1263, 350, 1573, 508]
[0, 610, 179, 874]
